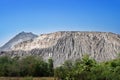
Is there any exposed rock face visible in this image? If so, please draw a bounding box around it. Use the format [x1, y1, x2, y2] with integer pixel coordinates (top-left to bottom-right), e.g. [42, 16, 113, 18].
[0, 32, 38, 51]
[1, 31, 120, 67]
[12, 32, 65, 51]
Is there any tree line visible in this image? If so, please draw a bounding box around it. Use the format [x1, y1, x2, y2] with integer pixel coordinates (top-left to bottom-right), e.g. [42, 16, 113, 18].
[0, 55, 120, 80]
[54, 55, 120, 80]
[0, 56, 54, 77]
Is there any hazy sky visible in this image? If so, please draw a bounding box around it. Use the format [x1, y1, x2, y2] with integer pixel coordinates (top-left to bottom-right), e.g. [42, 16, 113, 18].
[0, 0, 120, 46]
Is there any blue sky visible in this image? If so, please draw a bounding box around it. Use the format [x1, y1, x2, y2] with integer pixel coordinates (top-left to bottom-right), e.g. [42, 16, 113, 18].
[0, 0, 120, 46]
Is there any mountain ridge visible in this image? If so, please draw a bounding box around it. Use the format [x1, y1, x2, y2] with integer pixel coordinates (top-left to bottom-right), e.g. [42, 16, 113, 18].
[0, 31, 120, 67]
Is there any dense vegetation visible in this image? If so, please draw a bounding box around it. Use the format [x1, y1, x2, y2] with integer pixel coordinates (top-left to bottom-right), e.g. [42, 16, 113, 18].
[0, 56, 54, 77]
[0, 55, 120, 80]
[54, 55, 120, 80]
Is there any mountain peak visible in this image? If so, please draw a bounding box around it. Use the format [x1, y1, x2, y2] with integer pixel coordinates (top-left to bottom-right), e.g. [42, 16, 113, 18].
[0, 31, 38, 51]
[17, 31, 36, 36]
[18, 31, 26, 34]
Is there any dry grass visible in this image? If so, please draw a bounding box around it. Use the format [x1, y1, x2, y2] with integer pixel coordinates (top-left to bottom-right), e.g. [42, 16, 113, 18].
[0, 77, 58, 80]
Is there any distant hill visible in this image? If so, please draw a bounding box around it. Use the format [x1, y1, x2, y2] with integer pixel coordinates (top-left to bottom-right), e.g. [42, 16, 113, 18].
[1, 31, 120, 67]
[0, 31, 38, 51]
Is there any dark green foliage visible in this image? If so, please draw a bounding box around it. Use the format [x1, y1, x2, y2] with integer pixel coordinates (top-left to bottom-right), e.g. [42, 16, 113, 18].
[0, 56, 20, 77]
[0, 56, 54, 77]
[54, 55, 120, 80]
[48, 58, 54, 76]
[1, 54, 120, 80]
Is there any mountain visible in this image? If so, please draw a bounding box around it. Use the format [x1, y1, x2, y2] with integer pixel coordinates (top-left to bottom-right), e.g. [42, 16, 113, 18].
[12, 31, 65, 51]
[1, 31, 120, 67]
[0, 31, 38, 51]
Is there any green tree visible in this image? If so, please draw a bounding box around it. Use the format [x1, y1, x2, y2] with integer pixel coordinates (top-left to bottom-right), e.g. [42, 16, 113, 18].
[48, 58, 54, 76]
[0, 56, 12, 76]
[34, 58, 49, 77]
[54, 66, 66, 80]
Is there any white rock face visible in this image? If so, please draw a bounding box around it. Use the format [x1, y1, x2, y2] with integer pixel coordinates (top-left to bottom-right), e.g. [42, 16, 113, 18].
[1, 31, 120, 67]
[12, 32, 64, 51]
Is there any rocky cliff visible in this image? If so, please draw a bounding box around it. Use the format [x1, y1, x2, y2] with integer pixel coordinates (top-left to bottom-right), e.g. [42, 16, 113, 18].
[1, 31, 120, 67]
